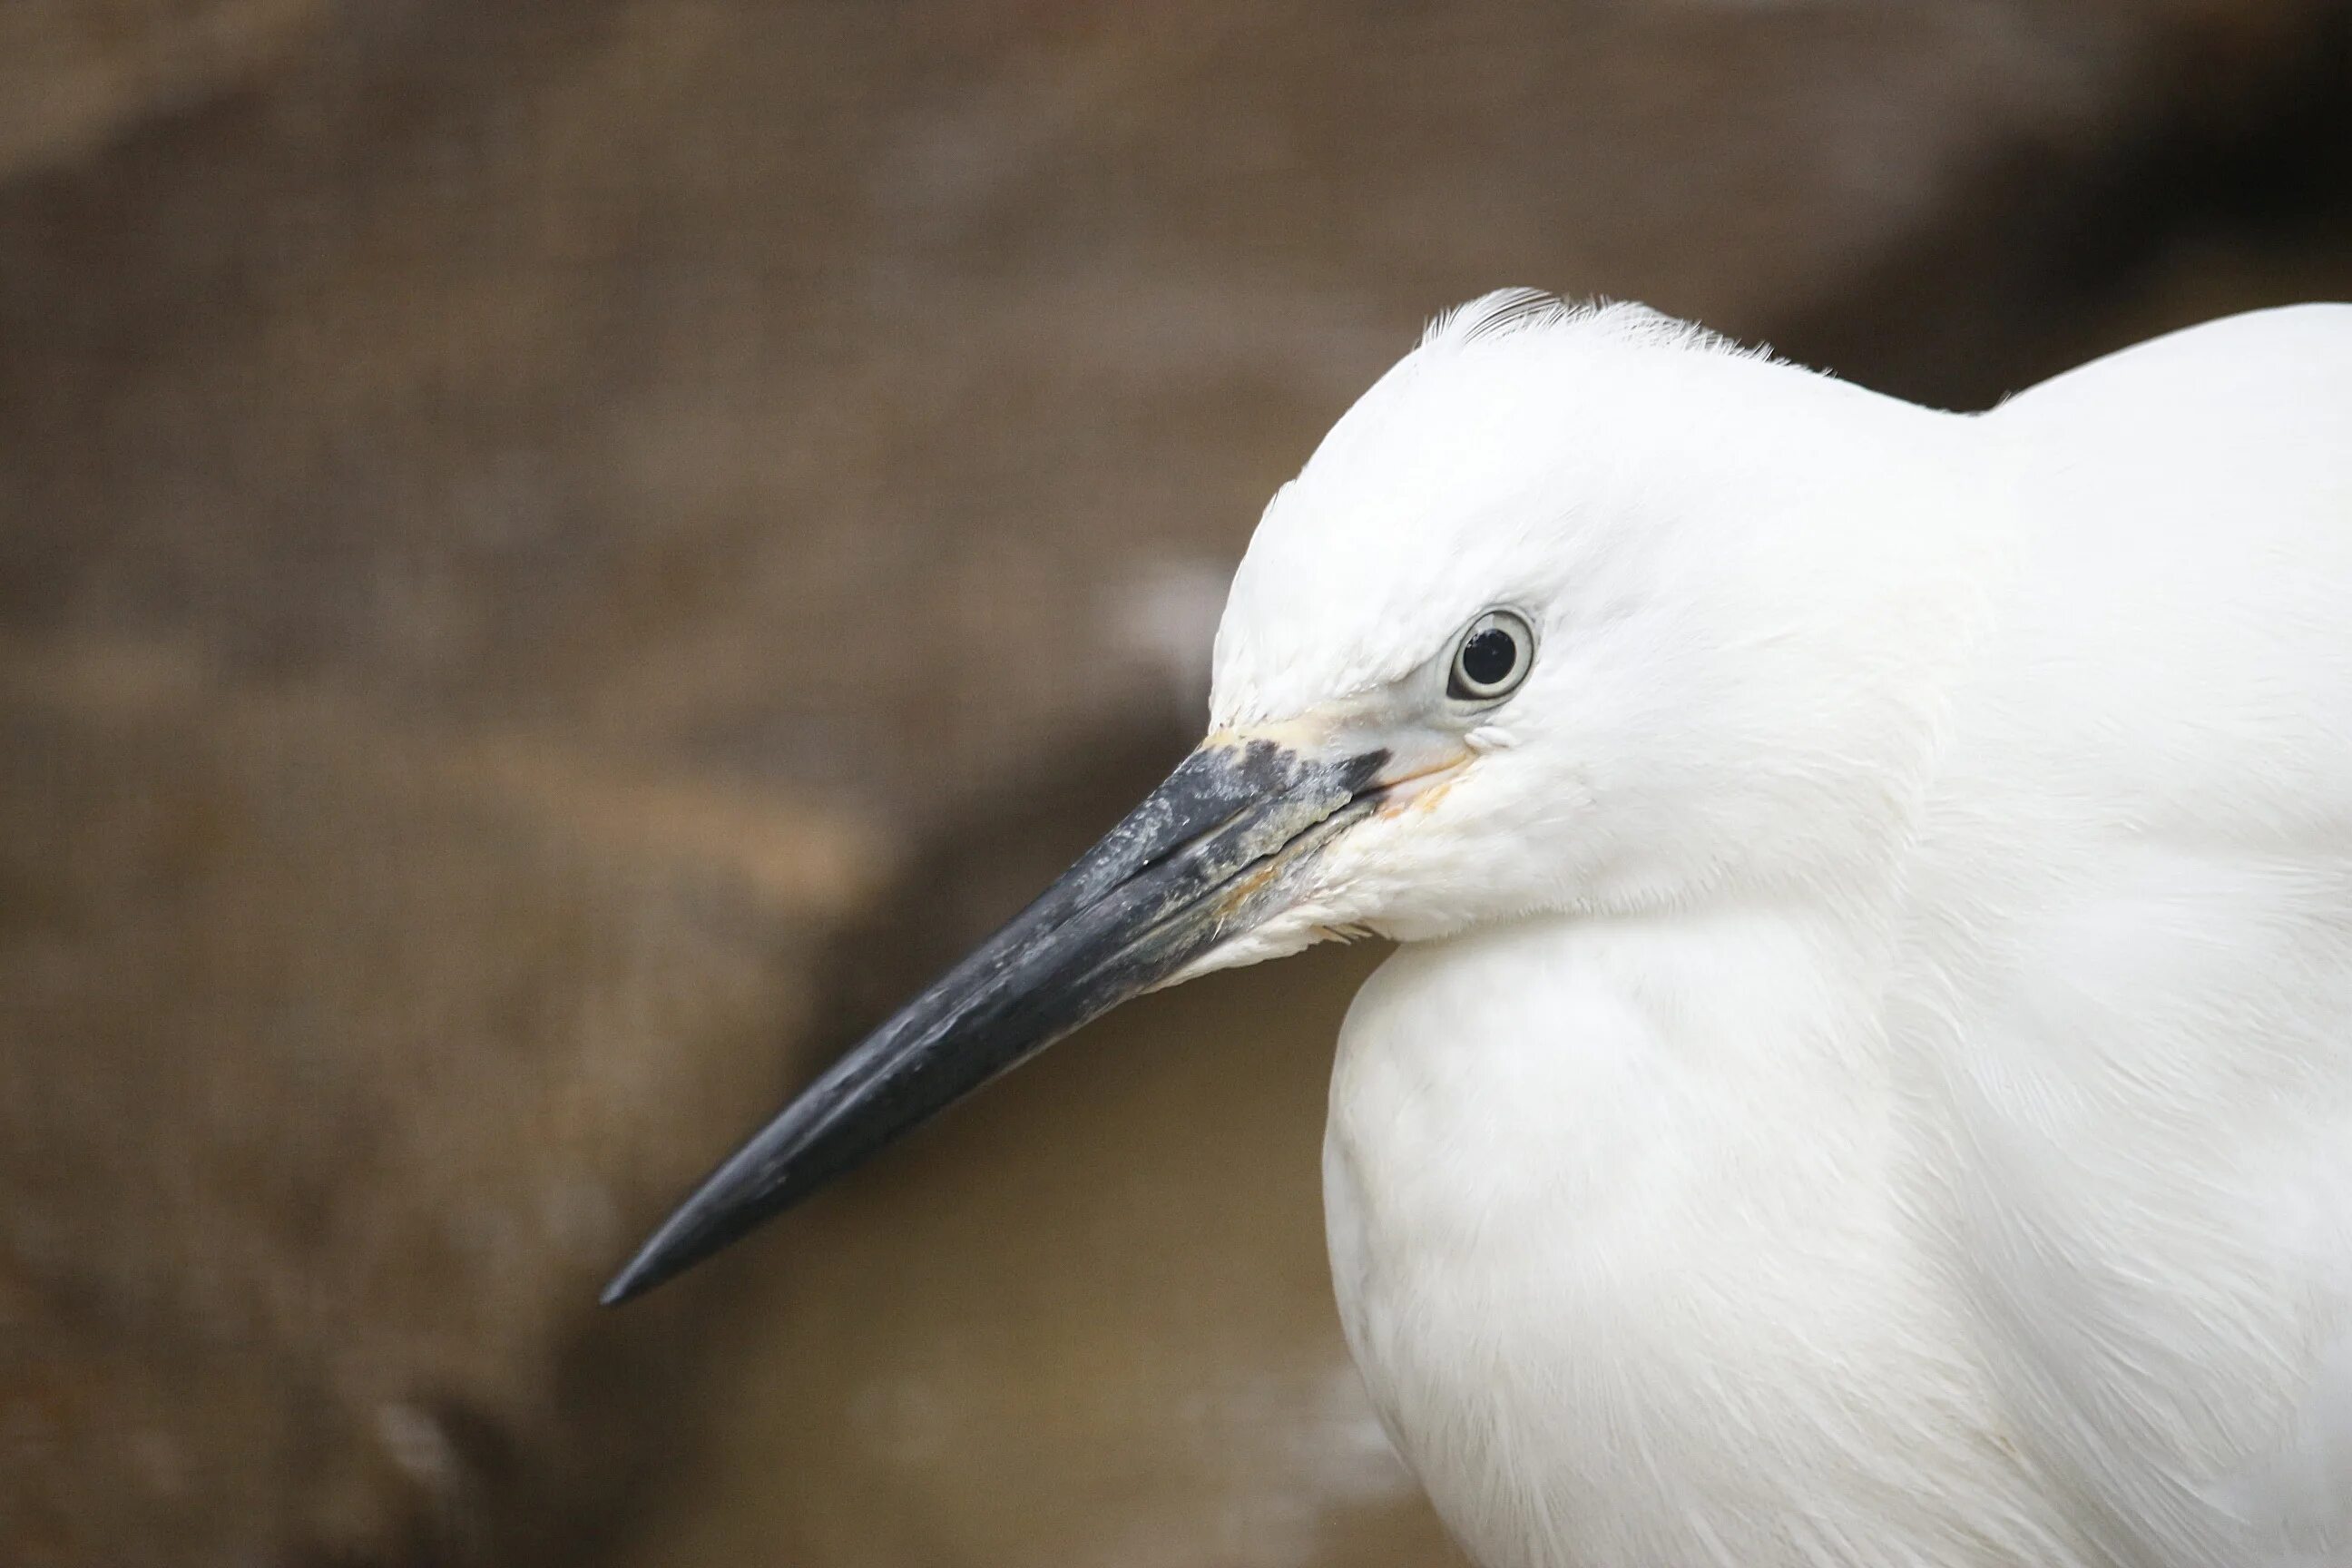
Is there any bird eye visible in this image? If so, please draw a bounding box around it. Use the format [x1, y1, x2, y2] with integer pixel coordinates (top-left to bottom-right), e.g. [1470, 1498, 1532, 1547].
[1446, 610, 1534, 703]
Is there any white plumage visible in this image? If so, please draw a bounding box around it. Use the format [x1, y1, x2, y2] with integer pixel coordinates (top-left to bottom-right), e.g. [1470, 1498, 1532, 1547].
[1191, 295, 2352, 1567]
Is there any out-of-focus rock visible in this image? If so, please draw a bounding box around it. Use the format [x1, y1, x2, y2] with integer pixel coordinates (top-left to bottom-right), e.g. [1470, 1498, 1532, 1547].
[0, 0, 2345, 1564]
[0, 638, 883, 1564]
[0, 0, 328, 179]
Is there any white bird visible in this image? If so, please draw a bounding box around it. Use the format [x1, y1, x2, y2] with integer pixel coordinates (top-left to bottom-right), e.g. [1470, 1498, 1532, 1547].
[608, 291, 2352, 1568]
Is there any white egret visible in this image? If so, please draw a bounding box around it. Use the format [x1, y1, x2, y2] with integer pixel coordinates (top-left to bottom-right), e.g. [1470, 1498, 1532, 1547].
[609, 291, 2352, 1568]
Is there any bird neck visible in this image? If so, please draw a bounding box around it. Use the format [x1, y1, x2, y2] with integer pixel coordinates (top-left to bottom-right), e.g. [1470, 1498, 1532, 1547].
[1332, 898, 1899, 1269]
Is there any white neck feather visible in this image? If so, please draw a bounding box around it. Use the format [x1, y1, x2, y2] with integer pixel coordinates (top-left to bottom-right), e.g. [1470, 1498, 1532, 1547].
[1323, 906, 2085, 1568]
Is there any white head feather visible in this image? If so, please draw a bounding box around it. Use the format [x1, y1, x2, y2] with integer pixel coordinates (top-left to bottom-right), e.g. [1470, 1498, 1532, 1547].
[1198, 290, 1994, 964]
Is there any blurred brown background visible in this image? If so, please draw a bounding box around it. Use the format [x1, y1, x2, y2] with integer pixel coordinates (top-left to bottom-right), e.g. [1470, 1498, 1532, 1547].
[1, 2, 2347, 1564]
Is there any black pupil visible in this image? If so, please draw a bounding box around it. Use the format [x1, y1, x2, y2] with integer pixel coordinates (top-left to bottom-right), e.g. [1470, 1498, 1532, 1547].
[1460, 627, 1517, 688]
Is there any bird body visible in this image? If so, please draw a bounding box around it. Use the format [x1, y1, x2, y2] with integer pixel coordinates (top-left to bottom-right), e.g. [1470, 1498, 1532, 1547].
[612, 297, 2352, 1568]
[1320, 304, 2352, 1567]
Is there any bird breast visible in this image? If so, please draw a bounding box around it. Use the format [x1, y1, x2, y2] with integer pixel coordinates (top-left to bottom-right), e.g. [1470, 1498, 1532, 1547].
[1320, 915, 2099, 1568]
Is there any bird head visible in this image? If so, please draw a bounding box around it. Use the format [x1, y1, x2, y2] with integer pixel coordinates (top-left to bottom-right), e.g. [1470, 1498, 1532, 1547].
[603, 291, 1979, 1304]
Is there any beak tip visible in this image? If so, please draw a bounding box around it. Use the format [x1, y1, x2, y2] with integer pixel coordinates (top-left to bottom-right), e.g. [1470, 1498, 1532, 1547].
[599, 1211, 712, 1308]
[601, 1152, 796, 1308]
[598, 1248, 665, 1308]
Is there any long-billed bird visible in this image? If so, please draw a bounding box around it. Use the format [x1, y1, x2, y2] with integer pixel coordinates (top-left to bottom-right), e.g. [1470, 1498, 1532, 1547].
[607, 292, 2352, 1568]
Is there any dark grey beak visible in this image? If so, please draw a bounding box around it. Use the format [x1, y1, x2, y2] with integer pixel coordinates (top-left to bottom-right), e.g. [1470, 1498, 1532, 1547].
[601, 734, 1388, 1306]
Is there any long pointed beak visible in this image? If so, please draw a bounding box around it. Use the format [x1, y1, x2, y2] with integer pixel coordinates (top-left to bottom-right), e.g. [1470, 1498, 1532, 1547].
[601, 732, 1388, 1306]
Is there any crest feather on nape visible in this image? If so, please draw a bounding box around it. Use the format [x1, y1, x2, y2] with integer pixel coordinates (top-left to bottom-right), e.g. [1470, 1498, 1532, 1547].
[1420, 288, 1763, 360]
[1426, 287, 1581, 347]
